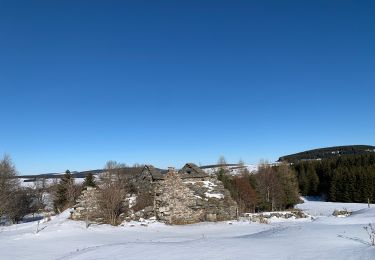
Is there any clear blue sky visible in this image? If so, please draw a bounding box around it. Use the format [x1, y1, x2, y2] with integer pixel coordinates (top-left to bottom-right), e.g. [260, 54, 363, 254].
[0, 1, 374, 174]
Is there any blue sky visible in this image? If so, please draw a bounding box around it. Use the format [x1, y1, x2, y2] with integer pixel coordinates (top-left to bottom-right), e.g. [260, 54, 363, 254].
[0, 1, 374, 174]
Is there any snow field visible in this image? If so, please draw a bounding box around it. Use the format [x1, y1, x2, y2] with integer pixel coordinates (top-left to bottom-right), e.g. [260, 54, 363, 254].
[1, 199, 375, 259]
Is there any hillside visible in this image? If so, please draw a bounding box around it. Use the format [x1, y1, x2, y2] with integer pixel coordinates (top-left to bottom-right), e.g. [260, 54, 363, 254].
[279, 145, 375, 162]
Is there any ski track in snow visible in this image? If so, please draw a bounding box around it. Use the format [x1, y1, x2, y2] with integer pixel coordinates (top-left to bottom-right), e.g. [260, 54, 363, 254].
[55, 239, 205, 260]
[2, 198, 375, 259]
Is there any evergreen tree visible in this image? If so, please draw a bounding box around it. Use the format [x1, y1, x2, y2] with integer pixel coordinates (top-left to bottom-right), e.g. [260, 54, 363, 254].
[328, 174, 337, 202]
[306, 163, 319, 195]
[293, 154, 375, 203]
[83, 173, 96, 188]
[297, 166, 308, 195]
[53, 170, 76, 213]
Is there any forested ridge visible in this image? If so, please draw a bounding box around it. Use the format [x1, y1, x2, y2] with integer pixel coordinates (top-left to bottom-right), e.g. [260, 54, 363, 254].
[279, 145, 375, 163]
[290, 154, 375, 203]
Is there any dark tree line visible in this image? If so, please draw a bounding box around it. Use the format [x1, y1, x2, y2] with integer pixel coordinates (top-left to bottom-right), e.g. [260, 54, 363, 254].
[292, 154, 375, 203]
[279, 145, 375, 162]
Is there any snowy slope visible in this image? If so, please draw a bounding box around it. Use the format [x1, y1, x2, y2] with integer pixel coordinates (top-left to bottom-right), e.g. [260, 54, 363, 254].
[297, 197, 375, 216]
[1, 200, 375, 259]
[203, 164, 259, 175]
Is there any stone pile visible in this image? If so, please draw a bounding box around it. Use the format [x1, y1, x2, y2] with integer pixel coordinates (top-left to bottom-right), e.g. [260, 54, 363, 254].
[243, 210, 309, 223]
[154, 172, 206, 224]
[72, 164, 238, 225]
[153, 172, 237, 224]
[71, 186, 101, 222]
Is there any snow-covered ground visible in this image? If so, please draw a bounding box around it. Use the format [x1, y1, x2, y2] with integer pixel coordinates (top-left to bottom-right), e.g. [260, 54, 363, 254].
[1, 198, 375, 259]
[20, 177, 85, 188]
[296, 197, 374, 216]
[203, 164, 259, 175]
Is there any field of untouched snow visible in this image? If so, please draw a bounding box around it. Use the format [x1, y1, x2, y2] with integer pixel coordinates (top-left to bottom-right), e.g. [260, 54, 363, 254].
[1, 199, 375, 259]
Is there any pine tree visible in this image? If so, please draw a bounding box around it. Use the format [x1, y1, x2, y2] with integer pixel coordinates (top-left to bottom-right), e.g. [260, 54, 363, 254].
[329, 175, 337, 202]
[53, 170, 76, 213]
[298, 167, 309, 195]
[306, 163, 319, 195]
[83, 173, 96, 188]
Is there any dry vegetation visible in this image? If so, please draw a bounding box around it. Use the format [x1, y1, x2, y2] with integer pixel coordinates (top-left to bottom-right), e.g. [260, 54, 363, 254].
[218, 159, 300, 214]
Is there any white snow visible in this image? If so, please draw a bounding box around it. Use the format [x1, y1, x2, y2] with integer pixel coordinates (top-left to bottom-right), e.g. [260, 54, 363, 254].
[204, 192, 224, 199]
[1, 198, 375, 259]
[183, 181, 196, 185]
[296, 197, 374, 216]
[20, 177, 85, 188]
[202, 180, 216, 191]
[203, 164, 260, 175]
[201, 180, 225, 199]
[126, 195, 137, 208]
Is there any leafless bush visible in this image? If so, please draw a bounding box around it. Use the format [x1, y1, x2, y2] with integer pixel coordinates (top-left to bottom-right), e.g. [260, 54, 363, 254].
[232, 175, 257, 214]
[98, 182, 125, 225]
[32, 178, 48, 212]
[7, 188, 34, 223]
[132, 191, 153, 212]
[97, 161, 128, 225]
[364, 223, 375, 246]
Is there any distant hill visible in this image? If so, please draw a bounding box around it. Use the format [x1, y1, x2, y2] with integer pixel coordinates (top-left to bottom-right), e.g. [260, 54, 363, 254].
[279, 145, 375, 162]
[18, 167, 147, 183]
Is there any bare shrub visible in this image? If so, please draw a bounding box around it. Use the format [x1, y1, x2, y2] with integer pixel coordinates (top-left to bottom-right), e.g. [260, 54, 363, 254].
[364, 223, 375, 246]
[97, 161, 128, 226]
[132, 191, 154, 213]
[232, 175, 257, 213]
[7, 188, 34, 223]
[32, 177, 47, 213]
[98, 182, 125, 225]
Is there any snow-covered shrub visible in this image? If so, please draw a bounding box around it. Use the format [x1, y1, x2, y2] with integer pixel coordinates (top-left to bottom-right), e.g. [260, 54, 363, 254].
[363, 223, 375, 246]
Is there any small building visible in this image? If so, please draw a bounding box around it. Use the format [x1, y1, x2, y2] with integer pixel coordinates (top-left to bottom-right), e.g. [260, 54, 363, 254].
[178, 163, 209, 179]
[138, 165, 166, 182]
[138, 163, 208, 183]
